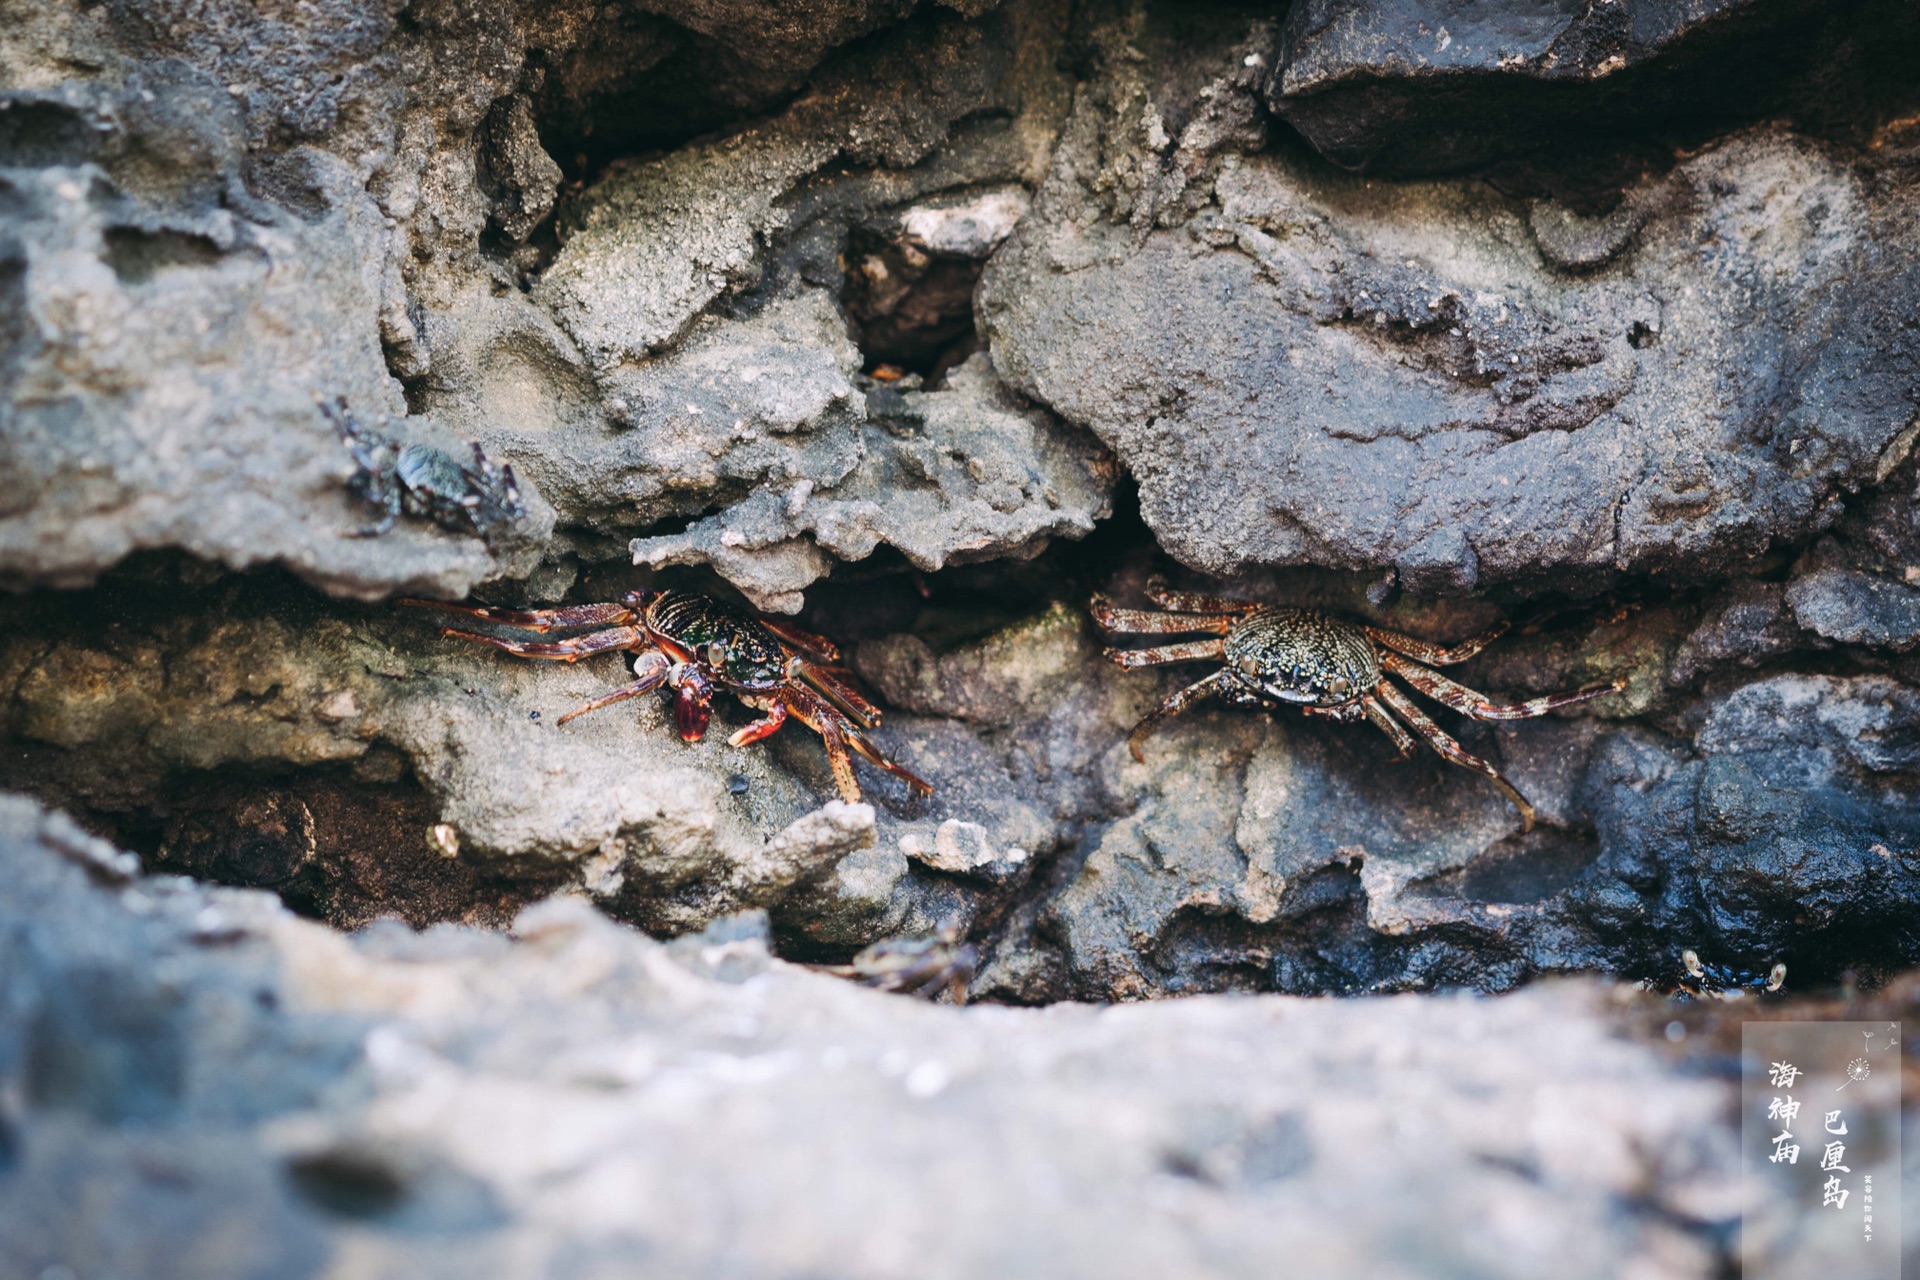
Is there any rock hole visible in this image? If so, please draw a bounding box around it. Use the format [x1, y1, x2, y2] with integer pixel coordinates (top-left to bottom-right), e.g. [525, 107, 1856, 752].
[286, 1150, 409, 1221]
[1628, 320, 1658, 349]
[126, 766, 569, 929]
[103, 226, 223, 285]
[841, 225, 986, 384]
[0, 100, 102, 168]
[0, 242, 28, 383]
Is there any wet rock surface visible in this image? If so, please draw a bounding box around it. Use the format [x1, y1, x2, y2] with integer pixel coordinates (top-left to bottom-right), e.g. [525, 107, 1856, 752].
[6, 0, 1920, 1271]
[1, 793, 1754, 1280]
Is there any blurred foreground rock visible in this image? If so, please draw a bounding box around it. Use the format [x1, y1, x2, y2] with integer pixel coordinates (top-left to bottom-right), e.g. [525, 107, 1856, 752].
[1, 791, 1750, 1280]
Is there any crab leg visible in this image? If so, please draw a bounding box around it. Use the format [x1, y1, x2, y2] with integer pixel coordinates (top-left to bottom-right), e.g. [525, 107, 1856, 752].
[792, 659, 882, 730]
[1379, 652, 1623, 720]
[1090, 596, 1236, 636]
[727, 697, 789, 747]
[1374, 681, 1535, 832]
[759, 618, 841, 662]
[1125, 669, 1235, 763]
[1366, 621, 1509, 666]
[439, 624, 646, 661]
[780, 688, 932, 802]
[1145, 585, 1264, 616]
[839, 718, 933, 795]
[1359, 694, 1417, 756]
[789, 689, 862, 803]
[1103, 638, 1229, 670]
[399, 599, 637, 633]
[556, 651, 673, 725]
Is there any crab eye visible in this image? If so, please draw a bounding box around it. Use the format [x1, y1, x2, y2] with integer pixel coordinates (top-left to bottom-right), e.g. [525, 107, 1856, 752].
[706, 642, 728, 667]
[1237, 655, 1261, 677]
[1328, 675, 1353, 697]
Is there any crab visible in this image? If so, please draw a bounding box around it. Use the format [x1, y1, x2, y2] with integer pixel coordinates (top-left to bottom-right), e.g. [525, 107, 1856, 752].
[1092, 585, 1624, 832]
[400, 588, 931, 804]
[821, 924, 979, 1001]
[1665, 948, 1787, 1002]
[322, 397, 525, 542]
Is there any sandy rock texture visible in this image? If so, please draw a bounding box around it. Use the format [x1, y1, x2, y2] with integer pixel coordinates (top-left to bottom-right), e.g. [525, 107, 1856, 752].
[0, 793, 1749, 1280]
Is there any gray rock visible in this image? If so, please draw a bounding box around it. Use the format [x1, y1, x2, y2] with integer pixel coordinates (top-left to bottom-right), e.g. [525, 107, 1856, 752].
[0, 790, 1749, 1280]
[631, 353, 1114, 612]
[983, 32, 1920, 594]
[0, 571, 1060, 946]
[1580, 674, 1920, 971]
[1667, 581, 1800, 686]
[1786, 564, 1920, 651]
[0, 136, 548, 597]
[8, 0, 1920, 1006]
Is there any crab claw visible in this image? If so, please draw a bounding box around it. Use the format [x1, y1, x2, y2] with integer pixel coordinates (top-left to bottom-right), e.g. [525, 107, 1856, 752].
[670, 665, 713, 741]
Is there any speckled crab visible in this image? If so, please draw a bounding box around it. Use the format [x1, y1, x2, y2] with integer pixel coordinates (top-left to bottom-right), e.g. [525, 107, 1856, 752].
[402, 589, 931, 804]
[1092, 586, 1623, 832]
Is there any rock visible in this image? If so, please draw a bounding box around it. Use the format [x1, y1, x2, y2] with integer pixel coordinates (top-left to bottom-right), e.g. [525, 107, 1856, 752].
[4, 0, 1920, 1184]
[1786, 565, 1920, 651]
[0, 115, 549, 598]
[982, 16, 1920, 595]
[630, 354, 1114, 612]
[475, 94, 563, 245]
[1667, 582, 1801, 686]
[736, 800, 877, 900]
[0, 569, 1063, 947]
[0, 0, 1089, 614]
[1263, 0, 1920, 178]
[1581, 675, 1920, 975]
[0, 790, 1753, 1279]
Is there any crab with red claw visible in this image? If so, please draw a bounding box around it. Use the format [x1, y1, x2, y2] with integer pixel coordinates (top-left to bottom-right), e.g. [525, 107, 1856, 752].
[399, 589, 932, 805]
[1091, 585, 1625, 832]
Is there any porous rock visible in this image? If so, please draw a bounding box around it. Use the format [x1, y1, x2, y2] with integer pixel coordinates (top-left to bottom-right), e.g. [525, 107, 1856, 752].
[630, 353, 1114, 612]
[982, 23, 1920, 595]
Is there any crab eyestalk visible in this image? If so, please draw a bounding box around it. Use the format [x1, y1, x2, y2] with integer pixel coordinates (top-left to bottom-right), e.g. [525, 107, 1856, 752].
[669, 665, 714, 740]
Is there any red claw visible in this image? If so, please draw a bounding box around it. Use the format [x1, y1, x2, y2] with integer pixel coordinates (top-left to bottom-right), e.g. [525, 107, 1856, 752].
[673, 669, 713, 741]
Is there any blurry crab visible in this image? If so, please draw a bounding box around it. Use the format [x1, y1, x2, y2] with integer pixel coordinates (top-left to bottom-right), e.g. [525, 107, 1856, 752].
[400, 588, 931, 804]
[1093, 584, 1624, 832]
[1661, 948, 1787, 1002]
[323, 397, 524, 542]
[821, 924, 978, 1001]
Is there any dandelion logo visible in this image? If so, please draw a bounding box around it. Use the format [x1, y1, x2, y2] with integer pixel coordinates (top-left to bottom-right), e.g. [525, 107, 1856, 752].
[1836, 1056, 1871, 1090]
